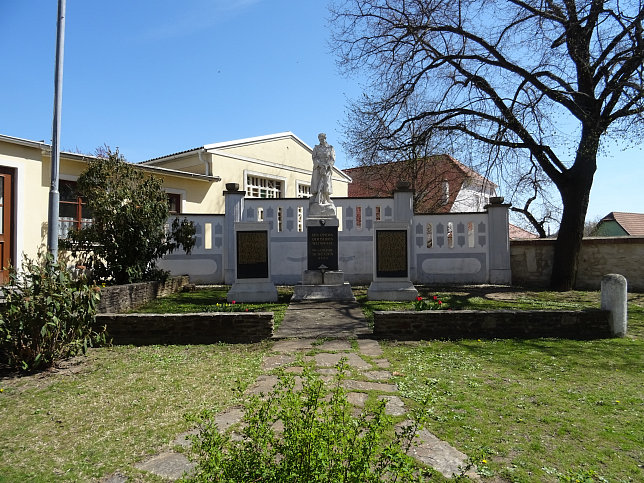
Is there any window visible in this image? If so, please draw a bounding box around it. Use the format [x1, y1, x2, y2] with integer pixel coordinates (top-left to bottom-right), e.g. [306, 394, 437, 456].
[59, 180, 91, 238]
[441, 180, 450, 205]
[167, 193, 181, 214]
[246, 175, 283, 198]
[297, 183, 311, 198]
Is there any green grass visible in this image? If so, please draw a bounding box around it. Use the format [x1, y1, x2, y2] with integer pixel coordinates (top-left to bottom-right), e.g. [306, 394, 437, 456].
[132, 285, 293, 328]
[1, 287, 642, 481]
[0, 343, 269, 481]
[377, 288, 644, 482]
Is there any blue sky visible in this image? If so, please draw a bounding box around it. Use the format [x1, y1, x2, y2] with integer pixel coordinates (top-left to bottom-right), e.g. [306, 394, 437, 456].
[0, 0, 641, 222]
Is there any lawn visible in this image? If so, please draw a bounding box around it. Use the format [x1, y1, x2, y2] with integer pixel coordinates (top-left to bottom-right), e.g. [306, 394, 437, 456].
[0, 286, 641, 481]
[0, 343, 270, 481]
[132, 285, 293, 329]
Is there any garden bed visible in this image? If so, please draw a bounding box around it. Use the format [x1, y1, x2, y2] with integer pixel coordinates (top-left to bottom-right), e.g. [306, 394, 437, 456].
[95, 312, 273, 344]
[373, 308, 611, 340]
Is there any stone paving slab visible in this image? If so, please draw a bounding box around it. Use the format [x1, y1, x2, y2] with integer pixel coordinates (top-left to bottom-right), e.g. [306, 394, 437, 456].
[315, 352, 371, 370]
[173, 428, 199, 448]
[317, 339, 353, 351]
[274, 301, 370, 338]
[261, 354, 296, 370]
[398, 423, 478, 479]
[101, 472, 128, 483]
[357, 339, 383, 356]
[378, 395, 406, 416]
[134, 452, 196, 480]
[271, 338, 316, 353]
[373, 358, 391, 368]
[347, 392, 368, 407]
[343, 379, 398, 393]
[362, 370, 393, 381]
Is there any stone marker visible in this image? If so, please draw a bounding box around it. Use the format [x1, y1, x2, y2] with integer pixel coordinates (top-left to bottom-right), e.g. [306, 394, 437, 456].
[601, 273, 628, 337]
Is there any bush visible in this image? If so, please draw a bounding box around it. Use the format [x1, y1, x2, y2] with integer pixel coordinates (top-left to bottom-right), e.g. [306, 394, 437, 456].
[184, 361, 433, 482]
[0, 251, 105, 371]
[63, 147, 196, 285]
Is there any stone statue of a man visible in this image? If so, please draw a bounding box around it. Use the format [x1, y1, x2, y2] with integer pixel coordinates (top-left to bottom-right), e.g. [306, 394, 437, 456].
[309, 133, 336, 217]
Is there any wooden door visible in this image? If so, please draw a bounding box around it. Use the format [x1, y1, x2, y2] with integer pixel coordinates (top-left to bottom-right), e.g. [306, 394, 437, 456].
[0, 167, 14, 284]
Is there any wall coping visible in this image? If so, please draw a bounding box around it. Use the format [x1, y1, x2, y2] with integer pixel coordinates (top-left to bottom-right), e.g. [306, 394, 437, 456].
[511, 236, 644, 246]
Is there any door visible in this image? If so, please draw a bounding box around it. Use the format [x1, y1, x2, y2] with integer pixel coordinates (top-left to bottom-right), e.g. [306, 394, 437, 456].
[0, 167, 14, 284]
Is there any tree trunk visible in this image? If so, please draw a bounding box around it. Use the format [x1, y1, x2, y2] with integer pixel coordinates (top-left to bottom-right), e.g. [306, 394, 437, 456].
[549, 149, 597, 290]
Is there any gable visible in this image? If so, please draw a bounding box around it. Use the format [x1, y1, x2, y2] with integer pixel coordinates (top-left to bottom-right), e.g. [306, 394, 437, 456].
[597, 212, 644, 236]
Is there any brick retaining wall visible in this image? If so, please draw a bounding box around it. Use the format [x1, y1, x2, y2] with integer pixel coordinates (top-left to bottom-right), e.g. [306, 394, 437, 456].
[95, 312, 274, 345]
[97, 276, 190, 314]
[373, 309, 611, 340]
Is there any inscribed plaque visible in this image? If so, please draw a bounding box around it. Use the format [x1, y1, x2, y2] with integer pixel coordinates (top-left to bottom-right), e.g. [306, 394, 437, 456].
[307, 225, 338, 271]
[376, 230, 408, 278]
[236, 230, 269, 279]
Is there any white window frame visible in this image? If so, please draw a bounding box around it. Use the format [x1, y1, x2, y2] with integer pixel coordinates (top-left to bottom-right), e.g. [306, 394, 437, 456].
[296, 181, 311, 198]
[244, 170, 286, 199]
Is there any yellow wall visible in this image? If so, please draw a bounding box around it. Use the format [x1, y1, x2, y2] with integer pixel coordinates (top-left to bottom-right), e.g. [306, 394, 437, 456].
[0, 133, 349, 266]
[147, 135, 349, 207]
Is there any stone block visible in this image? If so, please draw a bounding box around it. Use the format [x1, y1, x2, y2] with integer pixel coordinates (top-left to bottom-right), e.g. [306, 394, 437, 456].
[227, 279, 278, 303]
[367, 280, 418, 301]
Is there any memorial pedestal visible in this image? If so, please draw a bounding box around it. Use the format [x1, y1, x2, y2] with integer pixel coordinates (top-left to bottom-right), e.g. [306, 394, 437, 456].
[292, 270, 355, 301]
[228, 279, 278, 303]
[292, 216, 355, 302]
[367, 280, 418, 301]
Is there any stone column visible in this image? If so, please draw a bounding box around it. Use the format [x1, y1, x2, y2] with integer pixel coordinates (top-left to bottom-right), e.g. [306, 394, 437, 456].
[223, 183, 245, 285]
[486, 197, 512, 284]
[393, 181, 416, 280]
[601, 273, 628, 337]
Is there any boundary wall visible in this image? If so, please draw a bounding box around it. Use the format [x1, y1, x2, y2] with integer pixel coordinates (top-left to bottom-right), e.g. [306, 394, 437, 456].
[158, 189, 511, 286]
[511, 237, 644, 291]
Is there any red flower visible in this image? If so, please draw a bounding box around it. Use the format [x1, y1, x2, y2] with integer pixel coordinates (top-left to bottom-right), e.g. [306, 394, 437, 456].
[232, 300, 236, 304]
[433, 295, 438, 300]
[438, 300, 443, 305]
[245, 308, 249, 312]
[417, 296, 422, 301]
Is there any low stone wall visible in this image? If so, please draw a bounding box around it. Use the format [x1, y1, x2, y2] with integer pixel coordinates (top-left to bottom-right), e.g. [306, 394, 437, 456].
[97, 276, 190, 314]
[511, 237, 644, 291]
[95, 312, 274, 345]
[373, 309, 611, 340]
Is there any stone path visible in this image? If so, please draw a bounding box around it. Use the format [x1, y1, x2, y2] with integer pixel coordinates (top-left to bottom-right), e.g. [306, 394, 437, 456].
[106, 302, 477, 481]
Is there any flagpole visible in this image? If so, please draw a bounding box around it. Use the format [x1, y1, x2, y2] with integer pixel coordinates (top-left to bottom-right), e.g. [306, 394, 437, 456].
[47, 0, 66, 258]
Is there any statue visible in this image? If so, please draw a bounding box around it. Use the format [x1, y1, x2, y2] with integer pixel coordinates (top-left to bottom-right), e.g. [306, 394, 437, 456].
[309, 133, 336, 217]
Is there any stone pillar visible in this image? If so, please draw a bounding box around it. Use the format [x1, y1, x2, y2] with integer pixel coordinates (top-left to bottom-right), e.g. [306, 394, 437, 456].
[223, 183, 245, 285]
[601, 273, 628, 337]
[486, 197, 512, 284]
[393, 181, 416, 280]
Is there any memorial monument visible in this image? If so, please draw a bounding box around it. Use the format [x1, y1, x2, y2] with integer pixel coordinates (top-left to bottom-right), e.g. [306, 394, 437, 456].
[227, 222, 278, 302]
[292, 133, 354, 301]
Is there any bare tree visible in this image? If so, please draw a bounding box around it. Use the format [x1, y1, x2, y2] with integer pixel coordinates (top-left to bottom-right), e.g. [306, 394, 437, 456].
[331, 0, 644, 290]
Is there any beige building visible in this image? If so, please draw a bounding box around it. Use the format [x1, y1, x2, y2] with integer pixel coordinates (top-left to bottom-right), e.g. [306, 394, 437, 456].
[140, 132, 350, 214]
[0, 132, 350, 283]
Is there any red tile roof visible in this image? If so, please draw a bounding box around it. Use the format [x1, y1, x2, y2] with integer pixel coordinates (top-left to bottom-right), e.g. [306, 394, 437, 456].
[600, 212, 644, 236]
[509, 224, 539, 239]
[344, 155, 495, 213]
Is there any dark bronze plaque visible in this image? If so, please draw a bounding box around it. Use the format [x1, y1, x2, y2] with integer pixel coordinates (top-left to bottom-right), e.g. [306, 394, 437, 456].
[376, 230, 407, 278]
[236, 230, 268, 279]
[307, 225, 338, 271]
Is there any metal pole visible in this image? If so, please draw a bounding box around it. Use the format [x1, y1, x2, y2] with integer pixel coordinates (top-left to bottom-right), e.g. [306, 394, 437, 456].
[47, 0, 66, 258]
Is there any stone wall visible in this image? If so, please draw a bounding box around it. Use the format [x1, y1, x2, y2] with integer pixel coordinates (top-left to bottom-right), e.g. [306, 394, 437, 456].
[373, 309, 611, 340]
[511, 237, 644, 291]
[95, 312, 273, 344]
[97, 275, 190, 314]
